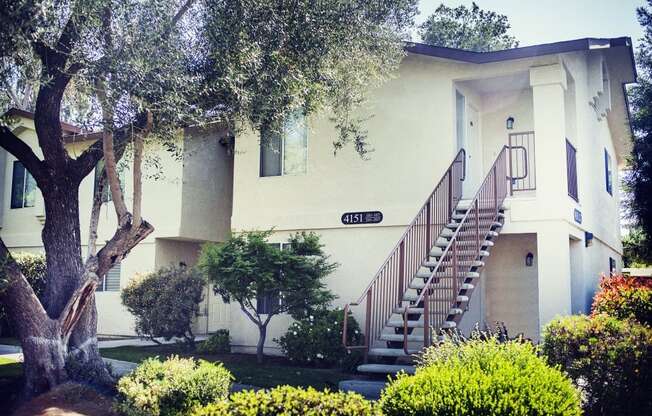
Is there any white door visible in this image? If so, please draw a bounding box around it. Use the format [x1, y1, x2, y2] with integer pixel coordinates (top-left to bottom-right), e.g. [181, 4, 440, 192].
[456, 91, 482, 197]
[464, 105, 482, 196]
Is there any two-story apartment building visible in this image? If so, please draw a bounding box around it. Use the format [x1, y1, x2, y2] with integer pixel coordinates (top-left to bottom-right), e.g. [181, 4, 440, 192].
[1, 37, 636, 360]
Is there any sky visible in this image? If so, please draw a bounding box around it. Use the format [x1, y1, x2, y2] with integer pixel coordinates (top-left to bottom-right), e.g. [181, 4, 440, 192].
[415, 0, 646, 48]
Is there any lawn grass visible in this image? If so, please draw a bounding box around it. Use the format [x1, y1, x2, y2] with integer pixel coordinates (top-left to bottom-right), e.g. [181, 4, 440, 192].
[100, 344, 356, 389]
[0, 337, 21, 346]
[0, 357, 24, 413]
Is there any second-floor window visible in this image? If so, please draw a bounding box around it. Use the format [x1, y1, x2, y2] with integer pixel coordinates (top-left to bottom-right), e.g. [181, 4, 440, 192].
[10, 161, 36, 209]
[94, 160, 125, 203]
[604, 149, 613, 196]
[566, 139, 579, 201]
[260, 111, 307, 177]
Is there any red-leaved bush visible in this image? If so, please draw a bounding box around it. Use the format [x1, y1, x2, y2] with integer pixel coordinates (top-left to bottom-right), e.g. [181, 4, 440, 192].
[591, 274, 652, 325]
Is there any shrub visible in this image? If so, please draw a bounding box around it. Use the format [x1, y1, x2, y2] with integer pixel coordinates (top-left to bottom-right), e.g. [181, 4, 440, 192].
[275, 308, 363, 369]
[197, 329, 231, 354]
[115, 356, 233, 416]
[591, 274, 652, 325]
[380, 339, 581, 416]
[121, 265, 205, 347]
[192, 386, 375, 416]
[542, 314, 652, 416]
[0, 252, 46, 336]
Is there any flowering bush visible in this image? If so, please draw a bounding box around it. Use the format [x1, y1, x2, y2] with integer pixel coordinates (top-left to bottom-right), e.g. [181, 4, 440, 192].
[542, 314, 652, 416]
[115, 356, 233, 416]
[275, 308, 363, 369]
[192, 386, 375, 416]
[591, 274, 652, 325]
[381, 338, 581, 416]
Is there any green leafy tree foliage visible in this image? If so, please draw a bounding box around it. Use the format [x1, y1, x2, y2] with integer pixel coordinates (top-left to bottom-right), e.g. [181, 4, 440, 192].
[121, 266, 205, 348]
[626, 1, 652, 258]
[418, 2, 518, 52]
[199, 231, 337, 363]
[623, 228, 652, 266]
[0, 0, 416, 395]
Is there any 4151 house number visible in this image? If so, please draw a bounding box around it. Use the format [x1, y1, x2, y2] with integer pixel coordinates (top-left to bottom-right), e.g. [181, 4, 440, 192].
[341, 211, 383, 225]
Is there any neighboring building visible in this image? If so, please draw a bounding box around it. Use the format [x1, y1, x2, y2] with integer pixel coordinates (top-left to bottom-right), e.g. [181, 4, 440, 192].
[0, 37, 636, 360]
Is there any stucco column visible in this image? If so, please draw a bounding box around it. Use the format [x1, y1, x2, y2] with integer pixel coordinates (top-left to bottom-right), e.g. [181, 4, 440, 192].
[536, 223, 572, 333]
[530, 64, 572, 333]
[530, 64, 568, 220]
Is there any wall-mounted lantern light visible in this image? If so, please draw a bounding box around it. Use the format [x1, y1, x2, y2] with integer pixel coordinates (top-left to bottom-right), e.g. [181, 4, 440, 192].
[506, 116, 515, 130]
[585, 232, 594, 247]
[525, 252, 534, 267]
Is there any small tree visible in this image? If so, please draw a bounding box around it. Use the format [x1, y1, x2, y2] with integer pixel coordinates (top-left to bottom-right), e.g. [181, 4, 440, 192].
[418, 2, 518, 52]
[199, 231, 337, 363]
[121, 265, 205, 348]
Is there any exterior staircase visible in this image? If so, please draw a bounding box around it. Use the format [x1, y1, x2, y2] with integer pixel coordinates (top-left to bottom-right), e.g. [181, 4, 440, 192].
[343, 146, 513, 378]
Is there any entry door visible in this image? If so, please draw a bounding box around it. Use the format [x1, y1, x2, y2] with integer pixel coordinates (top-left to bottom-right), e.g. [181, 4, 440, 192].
[456, 90, 482, 197]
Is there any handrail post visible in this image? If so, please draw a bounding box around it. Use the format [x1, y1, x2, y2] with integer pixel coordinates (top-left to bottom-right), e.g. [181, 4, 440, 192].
[398, 242, 405, 305]
[423, 290, 430, 348]
[493, 165, 498, 213]
[448, 172, 453, 222]
[452, 239, 458, 296]
[426, 201, 432, 251]
[475, 199, 480, 255]
[508, 144, 514, 196]
[364, 288, 372, 363]
[342, 304, 349, 348]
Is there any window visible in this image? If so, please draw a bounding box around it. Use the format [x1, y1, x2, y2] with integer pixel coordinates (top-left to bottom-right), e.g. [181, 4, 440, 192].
[604, 149, 613, 195]
[256, 243, 291, 314]
[97, 263, 121, 292]
[609, 257, 617, 274]
[260, 111, 307, 177]
[10, 161, 36, 209]
[566, 139, 578, 201]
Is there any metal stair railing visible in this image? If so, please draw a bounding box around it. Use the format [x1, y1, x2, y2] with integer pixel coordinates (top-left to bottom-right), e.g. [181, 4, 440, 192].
[403, 145, 511, 351]
[343, 149, 466, 360]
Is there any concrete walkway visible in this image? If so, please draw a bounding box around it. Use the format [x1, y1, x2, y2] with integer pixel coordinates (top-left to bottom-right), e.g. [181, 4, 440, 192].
[0, 343, 258, 393]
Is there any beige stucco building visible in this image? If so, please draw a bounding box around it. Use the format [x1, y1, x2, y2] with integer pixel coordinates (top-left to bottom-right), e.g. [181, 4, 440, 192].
[1, 37, 636, 357]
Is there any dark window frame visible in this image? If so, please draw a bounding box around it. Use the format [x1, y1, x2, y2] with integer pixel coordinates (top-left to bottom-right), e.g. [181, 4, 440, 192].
[256, 242, 291, 314]
[10, 161, 36, 209]
[604, 149, 613, 196]
[566, 139, 579, 202]
[609, 257, 617, 274]
[259, 112, 307, 177]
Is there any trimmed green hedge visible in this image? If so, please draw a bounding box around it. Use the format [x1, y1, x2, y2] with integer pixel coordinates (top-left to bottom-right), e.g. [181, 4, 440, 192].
[192, 386, 375, 416]
[380, 339, 581, 416]
[543, 314, 652, 416]
[115, 356, 233, 416]
[197, 329, 231, 354]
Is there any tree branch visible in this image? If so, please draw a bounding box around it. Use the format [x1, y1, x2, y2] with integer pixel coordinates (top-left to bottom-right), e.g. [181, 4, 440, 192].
[0, 237, 51, 333]
[95, 219, 154, 278]
[132, 111, 152, 227]
[95, 77, 130, 222]
[0, 126, 46, 184]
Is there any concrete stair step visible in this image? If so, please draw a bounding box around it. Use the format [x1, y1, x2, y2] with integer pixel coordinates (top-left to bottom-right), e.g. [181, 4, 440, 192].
[380, 333, 424, 342]
[387, 320, 424, 328]
[393, 306, 424, 314]
[430, 247, 490, 258]
[414, 270, 479, 280]
[369, 348, 419, 357]
[452, 212, 505, 221]
[356, 364, 415, 376]
[422, 260, 484, 268]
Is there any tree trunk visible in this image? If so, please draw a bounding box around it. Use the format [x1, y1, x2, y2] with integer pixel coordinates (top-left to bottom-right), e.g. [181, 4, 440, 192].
[256, 324, 267, 364]
[38, 181, 112, 389]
